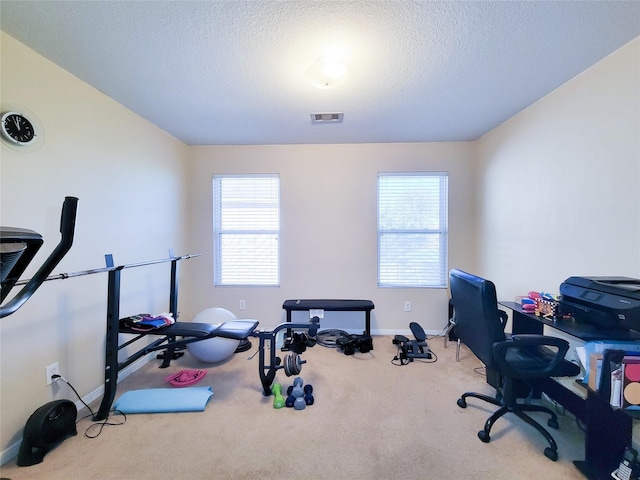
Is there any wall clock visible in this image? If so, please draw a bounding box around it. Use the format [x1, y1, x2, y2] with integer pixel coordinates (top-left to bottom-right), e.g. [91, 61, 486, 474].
[1, 111, 37, 146]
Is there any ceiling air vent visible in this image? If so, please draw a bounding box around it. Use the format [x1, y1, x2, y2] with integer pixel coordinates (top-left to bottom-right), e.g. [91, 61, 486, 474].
[311, 112, 343, 124]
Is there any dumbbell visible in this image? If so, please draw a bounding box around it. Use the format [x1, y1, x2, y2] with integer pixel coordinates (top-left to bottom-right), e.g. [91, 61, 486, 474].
[285, 377, 306, 409]
[292, 377, 306, 410]
[293, 389, 306, 410]
[286, 378, 314, 408]
[304, 384, 314, 405]
[271, 383, 285, 409]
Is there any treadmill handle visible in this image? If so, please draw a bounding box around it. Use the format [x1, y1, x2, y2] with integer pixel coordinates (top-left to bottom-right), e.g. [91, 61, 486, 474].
[0, 197, 78, 318]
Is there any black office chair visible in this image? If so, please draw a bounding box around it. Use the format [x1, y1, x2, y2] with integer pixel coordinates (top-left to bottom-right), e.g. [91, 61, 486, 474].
[449, 269, 580, 461]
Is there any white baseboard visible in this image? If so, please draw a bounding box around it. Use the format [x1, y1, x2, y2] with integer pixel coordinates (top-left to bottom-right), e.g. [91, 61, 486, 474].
[0, 355, 152, 466]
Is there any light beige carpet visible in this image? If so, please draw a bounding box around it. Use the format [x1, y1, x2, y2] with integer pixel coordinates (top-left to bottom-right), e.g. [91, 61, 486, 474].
[1, 334, 586, 480]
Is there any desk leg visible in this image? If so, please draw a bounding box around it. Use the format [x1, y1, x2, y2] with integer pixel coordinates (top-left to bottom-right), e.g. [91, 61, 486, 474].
[573, 390, 631, 480]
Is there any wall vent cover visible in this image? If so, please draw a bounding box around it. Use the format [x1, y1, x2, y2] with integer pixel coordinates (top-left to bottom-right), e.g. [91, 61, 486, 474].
[311, 112, 343, 124]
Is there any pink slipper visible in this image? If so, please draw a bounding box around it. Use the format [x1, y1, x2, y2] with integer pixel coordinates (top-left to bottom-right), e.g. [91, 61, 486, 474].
[164, 369, 207, 387]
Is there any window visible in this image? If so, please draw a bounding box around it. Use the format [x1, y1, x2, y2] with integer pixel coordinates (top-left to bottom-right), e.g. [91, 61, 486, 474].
[213, 175, 280, 286]
[377, 172, 448, 288]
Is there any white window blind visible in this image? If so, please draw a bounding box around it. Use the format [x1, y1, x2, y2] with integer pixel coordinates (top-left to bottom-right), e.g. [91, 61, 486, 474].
[377, 172, 448, 288]
[213, 175, 280, 286]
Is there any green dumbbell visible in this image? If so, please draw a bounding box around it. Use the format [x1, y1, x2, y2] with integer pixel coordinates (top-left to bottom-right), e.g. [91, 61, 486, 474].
[272, 383, 285, 409]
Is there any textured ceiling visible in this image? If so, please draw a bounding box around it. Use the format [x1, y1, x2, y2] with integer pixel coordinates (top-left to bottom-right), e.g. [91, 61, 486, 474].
[1, 1, 639, 146]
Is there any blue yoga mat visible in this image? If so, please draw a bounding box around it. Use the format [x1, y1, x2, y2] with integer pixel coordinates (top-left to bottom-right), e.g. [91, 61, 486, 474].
[113, 386, 213, 413]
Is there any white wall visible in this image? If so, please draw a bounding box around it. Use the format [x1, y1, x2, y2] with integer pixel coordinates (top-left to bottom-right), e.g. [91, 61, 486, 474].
[475, 37, 640, 300]
[186, 142, 476, 332]
[0, 33, 189, 460]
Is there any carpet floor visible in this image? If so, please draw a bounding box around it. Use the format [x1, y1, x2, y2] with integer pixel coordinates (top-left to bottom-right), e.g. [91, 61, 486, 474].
[1, 333, 587, 480]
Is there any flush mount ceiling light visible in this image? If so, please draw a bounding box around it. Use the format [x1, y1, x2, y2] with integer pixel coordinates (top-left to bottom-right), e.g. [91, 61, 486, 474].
[306, 57, 347, 89]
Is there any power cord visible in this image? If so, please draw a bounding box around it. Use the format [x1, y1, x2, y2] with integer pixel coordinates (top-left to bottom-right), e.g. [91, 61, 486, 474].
[52, 374, 126, 438]
[426, 324, 450, 340]
[474, 365, 486, 376]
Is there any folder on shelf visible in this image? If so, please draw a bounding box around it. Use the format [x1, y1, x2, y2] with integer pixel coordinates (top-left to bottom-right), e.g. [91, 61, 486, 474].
[588, 353, 603, 391]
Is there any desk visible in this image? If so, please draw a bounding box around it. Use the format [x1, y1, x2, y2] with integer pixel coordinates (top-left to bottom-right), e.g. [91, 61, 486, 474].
[501, 302, 637, 480]
[282, 299, 375, 336]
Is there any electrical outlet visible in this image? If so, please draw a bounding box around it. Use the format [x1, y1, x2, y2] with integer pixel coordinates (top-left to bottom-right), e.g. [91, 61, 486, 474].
[239, 300, 246, 310]
[46, 362, 59, 386]
[404, 301, 412, 312]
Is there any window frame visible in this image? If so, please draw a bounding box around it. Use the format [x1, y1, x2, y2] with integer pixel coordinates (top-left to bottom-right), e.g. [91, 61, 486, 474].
[377, 172, 449, 288]
[212, 173, 280, 287]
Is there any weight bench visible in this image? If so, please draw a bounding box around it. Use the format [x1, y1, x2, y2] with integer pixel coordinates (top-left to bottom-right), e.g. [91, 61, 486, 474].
[94, 252, 258, 421]
[282, 299, 375, 336]
[118, 319, 259, 368]
[97, 315, 258, 420]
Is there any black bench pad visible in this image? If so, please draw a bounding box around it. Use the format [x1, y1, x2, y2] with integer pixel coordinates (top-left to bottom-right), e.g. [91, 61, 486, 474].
[120, 319, 258, 340]
[282, 299, 374, 311]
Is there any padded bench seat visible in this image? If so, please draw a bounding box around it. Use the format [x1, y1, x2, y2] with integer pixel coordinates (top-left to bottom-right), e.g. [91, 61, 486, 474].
[119, 319, 259, 340]
[282, 299, 375, 335]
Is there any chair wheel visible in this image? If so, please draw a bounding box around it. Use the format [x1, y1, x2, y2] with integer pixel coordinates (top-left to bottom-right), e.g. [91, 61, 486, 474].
[547, 418, 559, 429]
[544, 447, 558, 461]
[477, 430, 490, 443]
[457, 398, 467, 408]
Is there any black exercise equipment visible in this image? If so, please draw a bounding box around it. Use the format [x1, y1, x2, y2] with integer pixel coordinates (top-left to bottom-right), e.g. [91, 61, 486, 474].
[282, 299, 375, 337]
[4, 239, 313, 415]
[392, 322, 432, 365]
[282, 329, 317, 353]
[1, 196, 78, 317]
[336, 332, 373, 355]
[235, 338, 252, 353]
[95, 251, 257, 421]
[253, 317, 320, 396]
